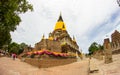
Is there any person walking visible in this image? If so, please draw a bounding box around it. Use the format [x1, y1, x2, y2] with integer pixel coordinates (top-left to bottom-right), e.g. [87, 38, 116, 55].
[12, 53, 16, 60]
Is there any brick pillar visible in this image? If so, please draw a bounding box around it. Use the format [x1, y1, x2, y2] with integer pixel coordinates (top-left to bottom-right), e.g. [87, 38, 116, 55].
[103, 38, 112, 64]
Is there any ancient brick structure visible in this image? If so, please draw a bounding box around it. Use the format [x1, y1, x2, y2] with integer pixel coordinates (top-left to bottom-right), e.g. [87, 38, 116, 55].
[92, 50, 104, 60]
[35, 39, 61, 52]
[34, 13, 80, 55]
[103, 38, 112, 64]
[24, 58, 77, 68]
[92, 30, 120, 61]
[111, 30, 120, 50]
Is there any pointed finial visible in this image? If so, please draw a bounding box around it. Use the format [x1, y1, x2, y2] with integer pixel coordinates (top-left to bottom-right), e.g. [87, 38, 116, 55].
[73, 35, 76, 42]
[60, 11, 62, 16]
[49, 32, 52, 37]
[42, 34, 45, 39]
[57, 12, 63, 22]
[48, 33, 53, 40]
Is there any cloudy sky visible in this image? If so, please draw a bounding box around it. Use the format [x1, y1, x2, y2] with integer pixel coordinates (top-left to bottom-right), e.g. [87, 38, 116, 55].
[11, 0, 120, 53]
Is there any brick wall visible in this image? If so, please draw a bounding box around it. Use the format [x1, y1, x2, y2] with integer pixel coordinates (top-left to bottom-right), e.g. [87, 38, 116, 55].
[47, 40, 61, 52]
[112, 49, 120, 54]
[24, 58, 77, 68]
[35, 39, 61, 52]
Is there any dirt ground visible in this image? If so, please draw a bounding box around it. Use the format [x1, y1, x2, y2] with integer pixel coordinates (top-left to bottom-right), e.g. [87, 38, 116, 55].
[0, 57, 89, 75]
[0, 54, 120, 75]
[90, 54, 120, 75]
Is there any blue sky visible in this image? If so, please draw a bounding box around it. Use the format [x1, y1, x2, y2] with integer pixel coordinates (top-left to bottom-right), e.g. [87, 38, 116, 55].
[11, 0, 120, 53]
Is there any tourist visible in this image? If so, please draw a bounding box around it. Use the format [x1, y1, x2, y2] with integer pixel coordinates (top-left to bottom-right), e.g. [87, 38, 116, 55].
[12, 53, 16, 60]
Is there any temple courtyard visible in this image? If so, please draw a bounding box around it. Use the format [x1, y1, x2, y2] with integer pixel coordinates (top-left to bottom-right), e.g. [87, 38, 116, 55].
[0, 54, 120, 75]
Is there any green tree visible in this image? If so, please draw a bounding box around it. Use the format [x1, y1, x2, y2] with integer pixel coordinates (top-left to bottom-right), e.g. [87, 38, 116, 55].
[88, 42, 99, 55]
[0, 0, 33, 48]
[19, 43, 28, 54]
[88, 42, 103, 55]
[0, 31, 11, 48]
[8, 42, 20, 54]
[20, 43, 28, 49]
[98, 44, 103, 50]
[8, 42, 28, 55]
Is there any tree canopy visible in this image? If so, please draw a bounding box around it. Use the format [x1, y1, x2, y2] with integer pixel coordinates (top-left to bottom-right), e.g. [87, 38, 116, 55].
[88, 42, 103, 55]
[8, 42, 28, 55]
[0, 0, 33, 48]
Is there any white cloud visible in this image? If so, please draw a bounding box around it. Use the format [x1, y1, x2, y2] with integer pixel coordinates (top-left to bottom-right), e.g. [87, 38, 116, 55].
[11, 0, 120, 53]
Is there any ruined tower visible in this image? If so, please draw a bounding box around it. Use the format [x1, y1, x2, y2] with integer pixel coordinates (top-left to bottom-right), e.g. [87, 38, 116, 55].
[103, 38, 112, 64]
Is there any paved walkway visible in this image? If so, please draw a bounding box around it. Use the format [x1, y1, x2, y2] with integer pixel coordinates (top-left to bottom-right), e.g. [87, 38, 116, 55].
[0, 57, 89, 75]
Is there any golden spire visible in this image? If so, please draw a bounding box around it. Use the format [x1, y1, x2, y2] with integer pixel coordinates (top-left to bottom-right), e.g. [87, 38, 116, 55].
[54, 13, 66, 30]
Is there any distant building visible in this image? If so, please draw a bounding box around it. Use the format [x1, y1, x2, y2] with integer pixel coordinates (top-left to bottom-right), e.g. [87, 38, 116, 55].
[34, 13, 81, 54]
[111, 30, 120, 50]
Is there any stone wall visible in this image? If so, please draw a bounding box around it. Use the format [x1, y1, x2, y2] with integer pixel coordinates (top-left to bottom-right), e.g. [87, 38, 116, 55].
[24, 58, 77, 68]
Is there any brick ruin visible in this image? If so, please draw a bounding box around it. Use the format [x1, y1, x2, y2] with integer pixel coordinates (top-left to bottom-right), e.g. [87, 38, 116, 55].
[103, 38, 112, 64]
[111, 30, 120, 54]
[92, 30, 120, 60]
